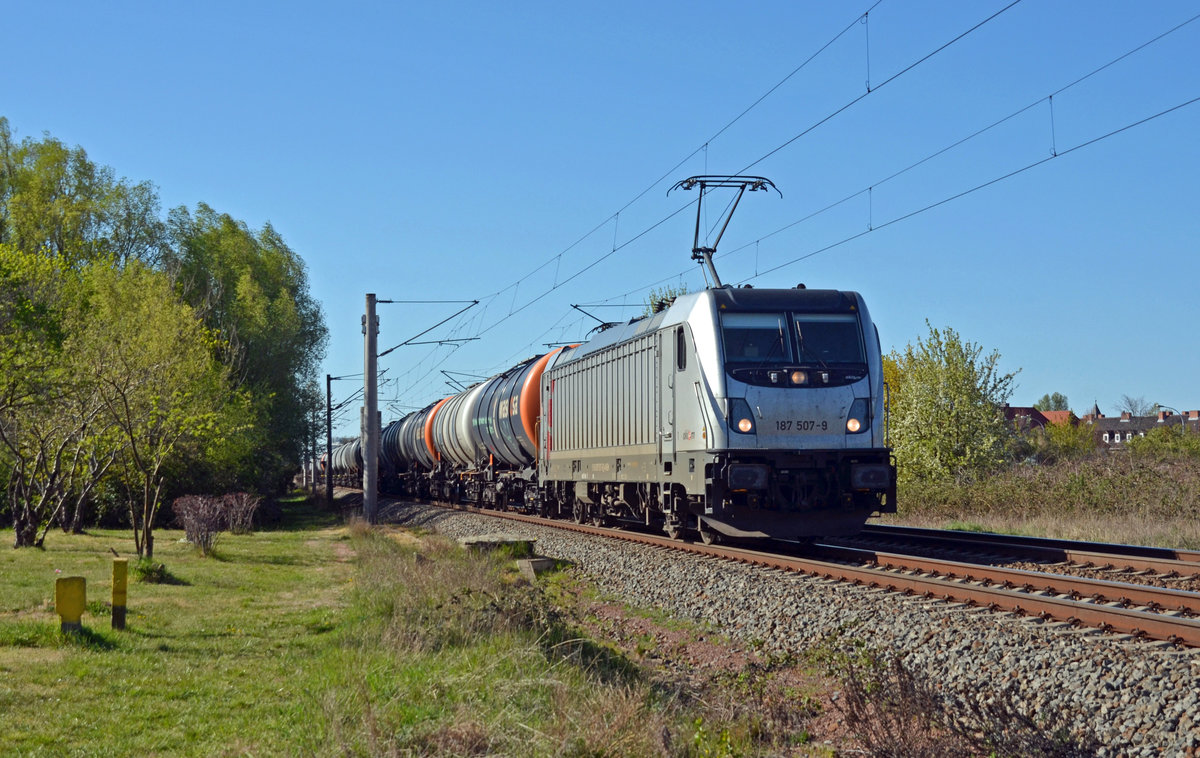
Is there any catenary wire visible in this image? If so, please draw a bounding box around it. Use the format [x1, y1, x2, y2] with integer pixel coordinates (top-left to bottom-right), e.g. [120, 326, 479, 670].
[743, 94, 1200, 281]
[593, 10, 1200, 305]
[374, 4, 1191, 418]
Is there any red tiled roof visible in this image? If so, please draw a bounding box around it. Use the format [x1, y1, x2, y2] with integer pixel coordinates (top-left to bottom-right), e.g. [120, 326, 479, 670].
[1040, 411, 1076, 426]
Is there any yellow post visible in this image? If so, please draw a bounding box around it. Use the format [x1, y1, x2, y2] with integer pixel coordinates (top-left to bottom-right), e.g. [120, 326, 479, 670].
[112, 558, 128, 630]
[55, 576, 86, 633]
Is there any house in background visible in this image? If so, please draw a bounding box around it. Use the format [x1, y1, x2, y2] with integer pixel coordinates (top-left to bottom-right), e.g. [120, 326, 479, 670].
[1079, 405, 1200, 448]
[1003, 405, 1078, 430]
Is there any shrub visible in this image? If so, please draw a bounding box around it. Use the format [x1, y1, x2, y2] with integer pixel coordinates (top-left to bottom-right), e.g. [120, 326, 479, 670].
[171, 492, 264, 554]
[1128, 424, 1200, 458]
[131, 557, 171, 584]
[223, 492, 262, 534]
[171, 495, 225, 555]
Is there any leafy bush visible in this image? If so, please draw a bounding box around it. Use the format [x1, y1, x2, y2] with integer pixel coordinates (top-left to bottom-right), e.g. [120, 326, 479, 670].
[131, 557, 171, 584]
[1011, 420, 1097, 464]
[898, 446, 1200, 535]
[887, 323, 1019, 483]
[1128, 424, 1200, 458]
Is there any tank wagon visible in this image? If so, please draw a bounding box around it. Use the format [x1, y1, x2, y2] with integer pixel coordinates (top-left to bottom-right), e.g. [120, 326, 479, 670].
[326, 437, 363, 487]
[329, 285, 896, 540]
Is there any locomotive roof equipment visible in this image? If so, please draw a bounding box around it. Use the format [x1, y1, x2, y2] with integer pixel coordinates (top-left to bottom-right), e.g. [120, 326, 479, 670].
[668, 175, 781, 288]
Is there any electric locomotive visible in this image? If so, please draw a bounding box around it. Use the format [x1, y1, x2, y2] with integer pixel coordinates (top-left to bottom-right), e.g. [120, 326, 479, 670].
[538, 284, 895, 541]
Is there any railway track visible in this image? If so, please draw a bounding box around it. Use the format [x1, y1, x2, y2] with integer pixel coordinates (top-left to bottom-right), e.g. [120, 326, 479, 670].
[845, 524, 1200, 578]
[407, 500, 1200, 648]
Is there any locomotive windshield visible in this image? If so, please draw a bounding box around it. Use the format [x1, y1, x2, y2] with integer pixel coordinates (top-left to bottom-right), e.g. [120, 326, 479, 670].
[794, 313, 865, 365]
[721, 311, 865, 366]
[721, 313, 792, 364]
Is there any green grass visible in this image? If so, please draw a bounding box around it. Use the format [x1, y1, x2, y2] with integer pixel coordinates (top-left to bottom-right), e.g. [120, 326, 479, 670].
[0, 496, 351, 756]
[4, 500, 804, 756]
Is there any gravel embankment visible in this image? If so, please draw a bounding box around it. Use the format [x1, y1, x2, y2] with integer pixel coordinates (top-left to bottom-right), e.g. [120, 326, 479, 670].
[382, 502, 1200, 757]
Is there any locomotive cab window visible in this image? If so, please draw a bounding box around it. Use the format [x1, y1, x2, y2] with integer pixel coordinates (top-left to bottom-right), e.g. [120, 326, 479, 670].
[721, 313, 791, 365]
[793, 313, 865, 366]
[676, 327, 686, 371]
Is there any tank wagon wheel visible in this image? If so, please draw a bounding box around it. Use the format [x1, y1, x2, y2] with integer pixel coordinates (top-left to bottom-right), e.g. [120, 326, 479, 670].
[698, 521, 721, 546]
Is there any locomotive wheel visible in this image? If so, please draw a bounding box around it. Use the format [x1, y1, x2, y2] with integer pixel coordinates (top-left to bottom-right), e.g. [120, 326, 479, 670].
[572, 500, 587, 524]
[698, 522, 721, 546]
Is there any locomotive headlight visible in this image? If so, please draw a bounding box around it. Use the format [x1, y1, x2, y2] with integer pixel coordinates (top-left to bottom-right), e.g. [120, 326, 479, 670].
[729, 398, 756, 434]
[846, 398, 870, 434]
[790, 370, 807, 385]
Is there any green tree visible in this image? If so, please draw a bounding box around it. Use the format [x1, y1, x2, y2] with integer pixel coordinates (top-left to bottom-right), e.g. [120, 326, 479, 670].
[0, 117, 166, 267]
[1, 244, 72, 545]
[1033, 392, 1069, 412]
[1, 119, 328, 542]
[1044, 419, 1096, 459]
[641, 283, 688, 316]
[882, 354, 902, 411]
[164, 204, 327, 493]
[78, 262, 228, 558]
[0, 118, 16, 243]
[888, 322, 1019, 483]
[0, 245, 127, 546]
[1015, 417, 1096, 464]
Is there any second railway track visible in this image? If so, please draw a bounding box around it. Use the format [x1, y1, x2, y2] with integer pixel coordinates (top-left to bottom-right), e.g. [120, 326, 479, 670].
[846, 523, 1200, 578]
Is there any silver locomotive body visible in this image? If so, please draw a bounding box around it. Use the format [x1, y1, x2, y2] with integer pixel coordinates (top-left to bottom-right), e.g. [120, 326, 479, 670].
[540, 286, 895, 539]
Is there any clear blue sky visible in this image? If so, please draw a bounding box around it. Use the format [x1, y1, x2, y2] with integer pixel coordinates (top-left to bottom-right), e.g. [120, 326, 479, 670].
[5, 1, 1198, 437]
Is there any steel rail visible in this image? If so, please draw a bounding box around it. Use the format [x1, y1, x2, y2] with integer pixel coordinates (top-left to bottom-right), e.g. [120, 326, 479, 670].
[436, 502, 1200, 647]
[809, 543, 1200, 614]
[851, 524, 1200, 575]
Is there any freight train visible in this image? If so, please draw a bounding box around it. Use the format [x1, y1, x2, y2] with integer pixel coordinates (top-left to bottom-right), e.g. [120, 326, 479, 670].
[324, 285, 896, 541]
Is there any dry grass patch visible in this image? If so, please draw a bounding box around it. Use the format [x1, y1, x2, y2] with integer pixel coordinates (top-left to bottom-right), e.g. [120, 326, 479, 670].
[812, 635, 1101, 758]
[890, 450, 1200, 548]
[330, 527, 853, 756]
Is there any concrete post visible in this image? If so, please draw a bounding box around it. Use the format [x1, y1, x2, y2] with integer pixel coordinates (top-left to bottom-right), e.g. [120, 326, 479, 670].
[363, 293, 379, 524]
[112, 559, 128, 630]
[55, 576, 85, 633]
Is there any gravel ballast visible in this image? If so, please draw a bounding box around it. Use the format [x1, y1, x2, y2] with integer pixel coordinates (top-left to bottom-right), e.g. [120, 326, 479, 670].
[383, 502, 1200, 756]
